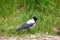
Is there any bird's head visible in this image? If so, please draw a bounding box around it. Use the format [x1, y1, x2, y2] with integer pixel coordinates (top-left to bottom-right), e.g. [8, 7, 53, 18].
[33, 16, 38, 22]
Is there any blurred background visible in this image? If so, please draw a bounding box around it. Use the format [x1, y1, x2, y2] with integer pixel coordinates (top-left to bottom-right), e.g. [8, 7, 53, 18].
[0, 0, 60, 36]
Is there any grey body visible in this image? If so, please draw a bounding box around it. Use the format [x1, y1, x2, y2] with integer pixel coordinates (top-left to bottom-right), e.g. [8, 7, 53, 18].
[16, 16, 37, 32]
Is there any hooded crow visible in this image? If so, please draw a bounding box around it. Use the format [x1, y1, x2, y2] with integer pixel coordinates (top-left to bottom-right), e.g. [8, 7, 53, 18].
[16, 16, 38, 31]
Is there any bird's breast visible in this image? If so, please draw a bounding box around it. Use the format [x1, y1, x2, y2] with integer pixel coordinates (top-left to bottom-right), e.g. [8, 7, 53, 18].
[26, 19, 35, 24]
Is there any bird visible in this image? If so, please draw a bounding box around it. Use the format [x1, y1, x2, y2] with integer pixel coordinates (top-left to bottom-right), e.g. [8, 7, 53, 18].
[16, 16, 38, 32]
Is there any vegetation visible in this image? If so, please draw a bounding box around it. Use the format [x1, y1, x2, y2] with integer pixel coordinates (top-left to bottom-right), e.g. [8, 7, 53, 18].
[0, 0, 60, 36]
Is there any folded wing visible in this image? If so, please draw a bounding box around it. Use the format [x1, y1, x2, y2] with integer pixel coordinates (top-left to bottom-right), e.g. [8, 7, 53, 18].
[16, 23, 34, 31]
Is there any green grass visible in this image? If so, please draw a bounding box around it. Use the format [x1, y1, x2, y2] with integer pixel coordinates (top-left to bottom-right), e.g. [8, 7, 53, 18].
[0, 0, 60, 36]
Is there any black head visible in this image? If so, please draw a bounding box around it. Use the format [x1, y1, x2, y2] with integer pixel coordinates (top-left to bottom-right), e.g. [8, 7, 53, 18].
[33, 16, 38, 22]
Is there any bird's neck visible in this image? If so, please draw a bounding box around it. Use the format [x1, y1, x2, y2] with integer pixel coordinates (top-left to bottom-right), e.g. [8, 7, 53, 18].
[33, 18, 37, 22]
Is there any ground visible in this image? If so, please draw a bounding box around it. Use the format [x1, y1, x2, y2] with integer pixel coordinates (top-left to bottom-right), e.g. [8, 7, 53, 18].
[0, 33, 60, 40]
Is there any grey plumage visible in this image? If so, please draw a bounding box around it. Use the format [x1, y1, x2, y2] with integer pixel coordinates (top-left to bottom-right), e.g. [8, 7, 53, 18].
[16, 23, 34, 31]
[16, 16, 38, 32]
